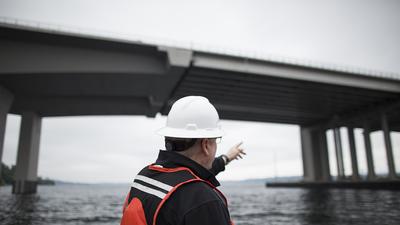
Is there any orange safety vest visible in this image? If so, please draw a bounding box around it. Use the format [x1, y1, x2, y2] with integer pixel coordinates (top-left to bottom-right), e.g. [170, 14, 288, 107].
[120, 165, 233, 225]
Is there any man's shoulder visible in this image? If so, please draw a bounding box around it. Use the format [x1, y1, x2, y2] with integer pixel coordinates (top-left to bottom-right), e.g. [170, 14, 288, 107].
[134, 165, 224, 206]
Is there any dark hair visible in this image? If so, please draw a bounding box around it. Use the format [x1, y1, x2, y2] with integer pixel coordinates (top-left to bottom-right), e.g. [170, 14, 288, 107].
[165, 137, 198, 152]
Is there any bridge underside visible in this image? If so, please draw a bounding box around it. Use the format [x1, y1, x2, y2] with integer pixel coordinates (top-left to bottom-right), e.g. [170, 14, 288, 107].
[1, 69, 399, 131]
[1, 24, 400, 193]
[168, 67, 400, 131]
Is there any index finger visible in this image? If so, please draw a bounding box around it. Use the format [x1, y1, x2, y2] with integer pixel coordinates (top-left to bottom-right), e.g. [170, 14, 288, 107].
[235, 141, 243, 148]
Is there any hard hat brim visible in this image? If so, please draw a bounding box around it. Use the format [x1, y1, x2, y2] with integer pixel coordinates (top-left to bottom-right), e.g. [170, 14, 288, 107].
[156, 126, 225, 138]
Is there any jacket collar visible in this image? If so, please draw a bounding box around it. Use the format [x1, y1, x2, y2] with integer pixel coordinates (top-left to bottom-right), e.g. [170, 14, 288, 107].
[155, 150, 220, 187]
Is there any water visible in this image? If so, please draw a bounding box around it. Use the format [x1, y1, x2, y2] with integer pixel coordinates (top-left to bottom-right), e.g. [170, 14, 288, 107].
[223, 184, 399, 225]
[0, 184, 399, 225]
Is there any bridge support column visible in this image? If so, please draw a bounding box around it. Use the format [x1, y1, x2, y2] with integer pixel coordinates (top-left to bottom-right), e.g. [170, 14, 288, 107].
[381, 113, 396, 179]
[333, 128, 345, 180]
[301, 126, 331, 182]
[0, 86, 13, 179]
[347, 127, 360, 181]
[363, 124, 376, 180]
[13, 112, 42, 194]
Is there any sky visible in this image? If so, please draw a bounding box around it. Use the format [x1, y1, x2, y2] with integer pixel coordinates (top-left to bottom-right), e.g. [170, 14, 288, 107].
[1, 0, 400, 182]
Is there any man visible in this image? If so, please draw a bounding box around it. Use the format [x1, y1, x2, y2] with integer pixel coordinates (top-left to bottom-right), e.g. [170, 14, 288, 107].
[121, 96, 245, 225]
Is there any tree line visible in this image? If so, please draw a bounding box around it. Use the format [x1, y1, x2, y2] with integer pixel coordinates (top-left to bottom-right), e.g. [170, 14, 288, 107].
[1, 163, 55, 186]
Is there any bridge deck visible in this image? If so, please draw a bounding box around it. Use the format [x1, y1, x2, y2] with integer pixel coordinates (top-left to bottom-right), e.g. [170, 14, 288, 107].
[1, 25, 399, 131]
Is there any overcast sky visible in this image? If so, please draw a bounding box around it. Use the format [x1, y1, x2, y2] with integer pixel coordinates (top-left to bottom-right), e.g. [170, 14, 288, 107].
[1, 0, 399, 182]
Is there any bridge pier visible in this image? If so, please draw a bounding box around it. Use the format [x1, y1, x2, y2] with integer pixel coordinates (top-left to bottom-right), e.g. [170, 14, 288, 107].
[301, 126, 331, 182]
[333, 128, 345, 180]
[347, 127, 360, 181]
[0, 86, 13, 179]
[381, 113, 397, 179]
[363, 123, 376, 180]
[12, 112, 42, 194]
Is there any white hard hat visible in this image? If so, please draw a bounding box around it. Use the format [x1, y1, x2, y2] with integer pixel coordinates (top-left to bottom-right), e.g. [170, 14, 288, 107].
[157, 96, 224, 138]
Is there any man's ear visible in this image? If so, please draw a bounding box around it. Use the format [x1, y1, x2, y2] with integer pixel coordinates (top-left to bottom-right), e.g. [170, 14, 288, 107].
[200, 139, 210, 156]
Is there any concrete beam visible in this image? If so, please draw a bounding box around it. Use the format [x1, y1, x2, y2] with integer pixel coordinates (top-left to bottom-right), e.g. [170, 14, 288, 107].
[381, 113, 396, 179]
[151, 47, 193, 115]
[193, 52, 400, 93]
[363, 124, 376, 180]
[347, 127, 360, 181]
[301, 126, 331, 182]
[0, 38, 167, 75]
[0, 86, 13, 178]
[333, 128, 345, 180]
[304, 98, 400, 132]
[13, 112, 42, 194]
[158, 46, 193, 67]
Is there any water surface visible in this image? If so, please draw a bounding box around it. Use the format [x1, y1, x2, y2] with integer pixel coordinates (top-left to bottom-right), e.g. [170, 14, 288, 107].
[0, 184, 399, 225]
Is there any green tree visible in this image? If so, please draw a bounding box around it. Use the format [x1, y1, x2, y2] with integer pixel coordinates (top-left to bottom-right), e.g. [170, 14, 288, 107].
[1, 163, 14, 185]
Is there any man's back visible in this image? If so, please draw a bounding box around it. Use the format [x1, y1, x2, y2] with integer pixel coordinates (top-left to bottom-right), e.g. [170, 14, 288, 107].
[121, 150, 232, 225]
[157, 180, 231, 225]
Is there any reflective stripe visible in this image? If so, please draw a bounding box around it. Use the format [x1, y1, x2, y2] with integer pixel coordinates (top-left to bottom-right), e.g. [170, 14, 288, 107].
[132, 182, 166, 199]
[135, 175, 173, 192]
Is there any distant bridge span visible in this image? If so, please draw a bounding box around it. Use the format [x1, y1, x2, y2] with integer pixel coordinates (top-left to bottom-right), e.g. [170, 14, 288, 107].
[0, 22, 399, 193]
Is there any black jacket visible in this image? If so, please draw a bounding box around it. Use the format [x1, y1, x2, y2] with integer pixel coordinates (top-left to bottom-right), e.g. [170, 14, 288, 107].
[210, 154, 226, 176]
[152, 150, 231, 225]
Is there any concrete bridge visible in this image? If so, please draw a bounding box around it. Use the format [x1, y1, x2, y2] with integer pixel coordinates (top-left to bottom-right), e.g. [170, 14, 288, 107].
[1, 21, 399, 193]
